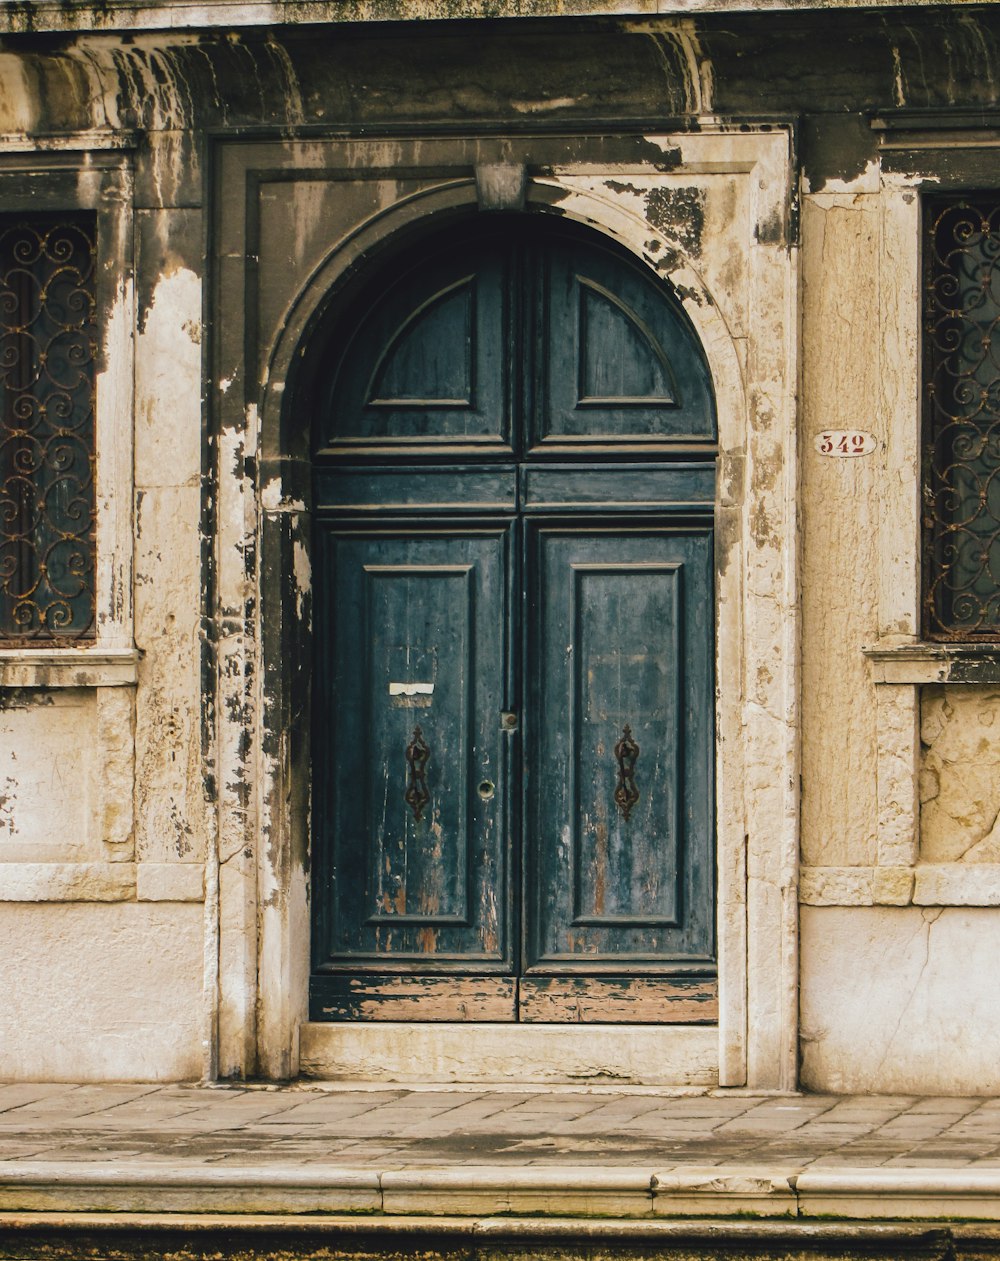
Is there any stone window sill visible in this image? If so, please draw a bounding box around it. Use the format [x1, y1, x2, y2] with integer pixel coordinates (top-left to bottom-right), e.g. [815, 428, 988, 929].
[864, 642, 1000, 685]
[0, 648, 141, 688]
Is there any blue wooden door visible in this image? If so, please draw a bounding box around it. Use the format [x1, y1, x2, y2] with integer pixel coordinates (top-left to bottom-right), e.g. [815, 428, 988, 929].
[310, 218, 717, 1022]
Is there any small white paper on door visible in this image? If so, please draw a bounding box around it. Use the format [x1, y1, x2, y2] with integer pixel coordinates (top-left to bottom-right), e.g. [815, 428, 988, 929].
[389, 681, 435, 707]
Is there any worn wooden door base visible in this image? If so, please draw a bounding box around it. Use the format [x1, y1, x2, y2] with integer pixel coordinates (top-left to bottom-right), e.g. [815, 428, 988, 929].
[310, 974, 718, 1023]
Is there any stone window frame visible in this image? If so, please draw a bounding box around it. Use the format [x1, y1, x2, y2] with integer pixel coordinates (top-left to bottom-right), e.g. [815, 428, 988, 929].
[0, 138, 141, 905]
[803, 117, 1000, 914]
[918, 191, 1000, 645]
[0, 142, 137, 682]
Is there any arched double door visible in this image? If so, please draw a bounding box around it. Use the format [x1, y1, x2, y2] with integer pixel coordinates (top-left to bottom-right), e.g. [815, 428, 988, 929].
[309, 215, 717, 1023]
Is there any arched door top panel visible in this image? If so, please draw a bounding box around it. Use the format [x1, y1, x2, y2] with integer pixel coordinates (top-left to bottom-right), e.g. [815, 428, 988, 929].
[312, 216, 717, 459]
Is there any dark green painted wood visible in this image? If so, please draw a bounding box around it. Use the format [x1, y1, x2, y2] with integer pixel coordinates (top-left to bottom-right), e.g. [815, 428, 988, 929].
[317, 232, 510, 453]
[315, 467, 518, 514]
[369, 279, 475, 405]
[315, 464, 714, 515]
[312, 524, 513, 971]
[311, 216, 717, 1021]
[520, 463, 715, 513]
[531, 231, 716, 449]
[525, 523, 715, 971]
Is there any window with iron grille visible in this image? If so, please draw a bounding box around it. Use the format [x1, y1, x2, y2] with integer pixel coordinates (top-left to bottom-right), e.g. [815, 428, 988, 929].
[0, 214, 97, 641]
[922, 194, 1000, 640]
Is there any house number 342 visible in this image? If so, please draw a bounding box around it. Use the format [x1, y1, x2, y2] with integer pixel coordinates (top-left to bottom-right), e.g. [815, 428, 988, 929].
[814, 430, 877, 457]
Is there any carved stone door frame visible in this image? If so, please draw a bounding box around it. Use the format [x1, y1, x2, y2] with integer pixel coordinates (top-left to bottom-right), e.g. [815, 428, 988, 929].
[212, 125, 799, 1088]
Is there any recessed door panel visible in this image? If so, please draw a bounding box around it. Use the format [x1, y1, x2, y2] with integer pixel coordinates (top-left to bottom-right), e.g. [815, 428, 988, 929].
[526, 523, 715, 970]
[571, 562, 682, 927]
[532, 236, 716, 449]
[317, 238, 510, 453]
[313, 525, 512, 971]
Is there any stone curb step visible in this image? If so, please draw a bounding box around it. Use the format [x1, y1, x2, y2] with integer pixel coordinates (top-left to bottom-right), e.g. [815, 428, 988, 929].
[4, 1163, 1000, 1220]
[0, 1213, 975, 1241]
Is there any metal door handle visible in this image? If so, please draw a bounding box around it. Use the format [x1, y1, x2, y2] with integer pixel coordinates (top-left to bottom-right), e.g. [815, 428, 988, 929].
[613, 724, 639, 822]
[404, 725, 430, 822]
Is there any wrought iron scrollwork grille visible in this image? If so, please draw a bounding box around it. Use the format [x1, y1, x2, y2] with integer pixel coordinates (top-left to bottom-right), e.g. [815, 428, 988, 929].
[0, 215, 97, 641]
[923, 194, 1000, 640]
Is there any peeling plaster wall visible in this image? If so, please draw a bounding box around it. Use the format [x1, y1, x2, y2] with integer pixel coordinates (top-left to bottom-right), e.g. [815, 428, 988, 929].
[135, 263, 207, 869]
[3, 6, 1000, 1088]
[800, 193, 880, 871]
[920, 688, 1000, 864]
[793, 73, 1000, 1089]
[0, 43, 213, 1079]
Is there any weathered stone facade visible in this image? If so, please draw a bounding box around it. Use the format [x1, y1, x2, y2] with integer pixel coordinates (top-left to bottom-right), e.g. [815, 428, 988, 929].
[1, 0, 998, 1095]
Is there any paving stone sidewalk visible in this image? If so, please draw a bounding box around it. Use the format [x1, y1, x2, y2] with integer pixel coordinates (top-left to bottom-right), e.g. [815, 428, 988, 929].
[2, 1082, 1000, 1170]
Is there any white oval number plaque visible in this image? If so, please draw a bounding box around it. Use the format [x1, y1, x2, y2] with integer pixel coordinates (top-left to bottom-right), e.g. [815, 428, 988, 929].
[815, 430, 877, 457]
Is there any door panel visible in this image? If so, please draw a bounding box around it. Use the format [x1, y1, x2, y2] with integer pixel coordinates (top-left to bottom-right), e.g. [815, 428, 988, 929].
[521, 463, 715, 514]
[313, 524, 512, 972]
[315, 466, 518, 515]
[526, 523, 715, 970]
[317, 239, 510, 454]
[311, 974, 516, 1022]
[532, 236, 716, 449]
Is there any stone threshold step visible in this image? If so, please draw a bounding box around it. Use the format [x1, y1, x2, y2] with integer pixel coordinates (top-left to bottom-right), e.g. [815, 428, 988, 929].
[5, 1163, 1000, 1221]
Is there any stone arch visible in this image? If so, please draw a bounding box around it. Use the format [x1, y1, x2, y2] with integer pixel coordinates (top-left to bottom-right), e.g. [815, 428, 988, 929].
[260, 179, 745, 476]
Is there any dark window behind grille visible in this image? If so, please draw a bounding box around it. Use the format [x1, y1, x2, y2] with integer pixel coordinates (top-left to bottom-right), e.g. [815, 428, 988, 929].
[924, 195, 1000, 640]
[0, 215, 97, 641]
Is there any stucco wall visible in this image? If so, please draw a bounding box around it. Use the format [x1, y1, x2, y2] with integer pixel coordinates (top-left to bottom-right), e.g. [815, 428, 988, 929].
[0, 99, 210, 1082]
[796, 125, 1000, 1093]
[800, 191, 881, 872]
[800, 907, 1000, 1095]
[1, 9, 999, 1088]
[920, 687, 1000, 865]
[0, 904, 204, 1081]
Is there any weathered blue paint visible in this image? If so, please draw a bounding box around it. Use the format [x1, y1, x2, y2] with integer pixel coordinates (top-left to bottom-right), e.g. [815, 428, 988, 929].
[311, 217, 716, 1022]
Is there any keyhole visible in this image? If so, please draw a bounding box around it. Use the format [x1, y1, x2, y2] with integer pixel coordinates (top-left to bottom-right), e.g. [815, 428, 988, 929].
[478, 780, 495, 800]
